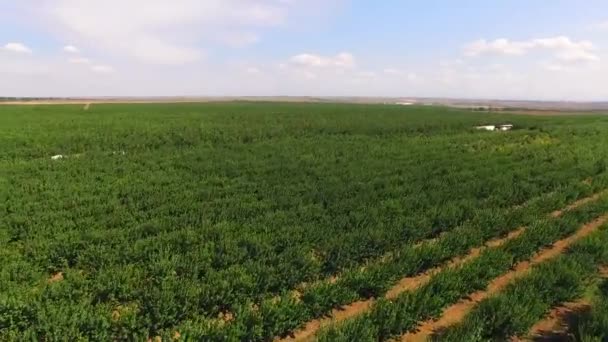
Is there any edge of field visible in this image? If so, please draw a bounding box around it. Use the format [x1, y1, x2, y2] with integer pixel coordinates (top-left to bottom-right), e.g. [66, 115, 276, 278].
[1, 99, 606, 116]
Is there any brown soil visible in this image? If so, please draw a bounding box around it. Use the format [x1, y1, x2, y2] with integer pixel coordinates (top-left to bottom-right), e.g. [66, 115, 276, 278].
[386, 227, 526, 299]
[279, 300, 374, 342]
[48, 272, 64, 283]
[400, 214, 608, 342]
[550, 192, 605, 218]
[218, 311, 235, 323]
[599, 265, 608, 277]
[291, 188, 600, 301]
[279, 227, 527, 342]
[515, 267, 608, 341]
[523, 301, 591, 341]
[147, 332, 182, 342]
[277, 193, 604, 342]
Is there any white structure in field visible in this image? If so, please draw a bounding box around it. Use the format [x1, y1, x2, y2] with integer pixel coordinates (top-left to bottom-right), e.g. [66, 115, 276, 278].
[476, 125, 496, 131]
[51, 154, 63, 160]
[475, 124, 513, 132]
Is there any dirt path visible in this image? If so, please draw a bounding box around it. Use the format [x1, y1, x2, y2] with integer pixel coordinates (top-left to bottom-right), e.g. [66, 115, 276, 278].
[385, 192, 603, 299]
[520, 301, 591, 341]
[278, 193, 604, 342]
[280, 228, 527, 342]
[386, 227, 526, 299]
[83, 103, 91, 110]
[399, 214, 608, 342]
[549, 192, 605, 218]
[516, 267, 608, 341]
[292, 190, 604, 297]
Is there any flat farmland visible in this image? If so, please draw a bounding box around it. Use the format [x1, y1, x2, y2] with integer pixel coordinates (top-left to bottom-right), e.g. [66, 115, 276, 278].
[2, 102, 608, 341]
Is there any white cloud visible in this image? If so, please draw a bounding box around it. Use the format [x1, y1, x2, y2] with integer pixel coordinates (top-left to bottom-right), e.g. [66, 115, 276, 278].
[463, 36, 599, 63]
[283, 52, 356, 82]
[332, 53, 356, 68]
[541, 58, 600, 72]
[290, 54, 324, 67]
[2, 49, 608, 100]
[91, 65, 114, 73]
[464, 39, 530, 56]
[0, 55, 52, 75]
[439, 59, 464, 68]
[289, 52, 356, 68]
[3, 3, 607, 101]
[591, 20, 608, 31]
[128, 37, 201, 65]
[383, 68, 418, 81]
[246, 67, 261, 74]
[357, 71, 376, 78]
[280, 64, 317, 80]
[383, 68, 401, 75]
[216, 32, 260, 47]
[532, 36, 594, 50]
[555, 49, 600, 63]
[42, 0, 308, 65]
[3, 42, 32, 54]
[68, 57, 91, 64]
[299, 70, 317, 80]
[63, 45, 79, 53]
[542, 62, 568, 72]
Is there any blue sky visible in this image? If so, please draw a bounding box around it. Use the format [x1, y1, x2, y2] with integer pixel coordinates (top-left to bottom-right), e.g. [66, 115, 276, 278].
[1, 0, 608, 100]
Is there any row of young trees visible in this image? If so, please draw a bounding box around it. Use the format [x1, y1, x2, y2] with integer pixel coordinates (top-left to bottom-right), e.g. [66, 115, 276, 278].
[317, 193, 608, 341]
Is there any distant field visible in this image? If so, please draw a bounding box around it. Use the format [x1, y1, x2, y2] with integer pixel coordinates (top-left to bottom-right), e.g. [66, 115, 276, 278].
[3, 102, 608, 341]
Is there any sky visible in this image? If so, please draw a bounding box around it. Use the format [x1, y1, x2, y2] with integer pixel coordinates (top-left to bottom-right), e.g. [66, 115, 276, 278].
[1, 0, 608, 100]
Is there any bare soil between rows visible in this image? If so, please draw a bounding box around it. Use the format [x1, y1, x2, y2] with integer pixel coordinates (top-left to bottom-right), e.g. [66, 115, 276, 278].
[279, 193, 605, 342]
[517, 266, 608, 341]
[401, 214, 608, 342]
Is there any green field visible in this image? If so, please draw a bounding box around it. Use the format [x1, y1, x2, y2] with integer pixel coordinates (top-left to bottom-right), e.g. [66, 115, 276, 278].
[3, 102, 608, 341]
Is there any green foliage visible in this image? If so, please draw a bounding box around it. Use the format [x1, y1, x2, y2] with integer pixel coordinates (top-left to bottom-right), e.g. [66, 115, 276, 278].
[574, 278, 608, 341]
[317, 196, 608, 341]
[3, 102, 608, 340]
[439, 227, 608, 341]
